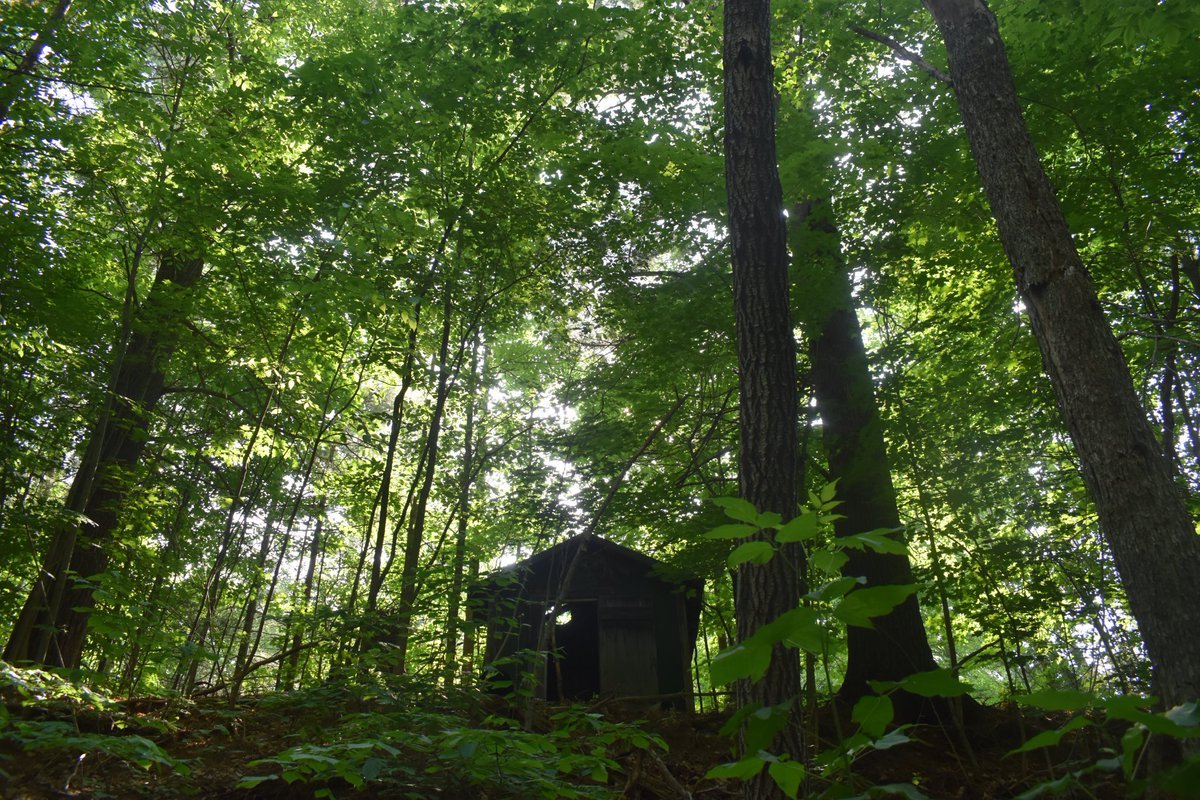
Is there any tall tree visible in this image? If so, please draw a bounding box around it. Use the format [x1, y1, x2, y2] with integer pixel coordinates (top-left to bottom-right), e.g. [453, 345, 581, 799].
[4, 251, 203, 667]
[724, 0, 804, 792]
[921, 0, 1200, 709]
[789, 199, 939, 717]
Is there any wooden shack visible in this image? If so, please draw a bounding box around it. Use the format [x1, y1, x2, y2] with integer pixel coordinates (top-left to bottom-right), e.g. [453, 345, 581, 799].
[475, 534, 703, 706]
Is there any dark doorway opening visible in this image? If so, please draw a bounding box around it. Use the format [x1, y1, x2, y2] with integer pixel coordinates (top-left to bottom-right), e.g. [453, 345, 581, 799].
[544, 600, 600, 701]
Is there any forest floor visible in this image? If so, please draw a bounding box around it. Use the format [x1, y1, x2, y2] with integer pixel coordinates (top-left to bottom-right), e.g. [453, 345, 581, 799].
[1, 680, 1130, 800]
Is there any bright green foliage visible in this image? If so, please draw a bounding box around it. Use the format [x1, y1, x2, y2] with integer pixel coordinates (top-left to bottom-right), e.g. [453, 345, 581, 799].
[0, 0, 1198, 795]
[701, 488, 954, 797]
[0, 662, 189, 782]
[704, 486, 917, 689]
[869, 668, 973, 699]
[241, 698, 664, 799]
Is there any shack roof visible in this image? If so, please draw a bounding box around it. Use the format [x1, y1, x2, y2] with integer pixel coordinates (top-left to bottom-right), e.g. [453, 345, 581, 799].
[476, 533, 702, 596]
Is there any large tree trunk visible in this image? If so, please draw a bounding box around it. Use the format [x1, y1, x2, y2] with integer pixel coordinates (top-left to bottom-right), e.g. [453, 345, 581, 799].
[4, 251, 203, 668]
[922, 0, 1200, 709]
[724, 0, 804, 792]
[790, 200, 938, 719]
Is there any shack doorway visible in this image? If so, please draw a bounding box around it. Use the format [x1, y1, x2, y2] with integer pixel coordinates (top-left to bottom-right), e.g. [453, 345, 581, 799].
[474, 534, 703, 707]
[544, 600, 600, 701]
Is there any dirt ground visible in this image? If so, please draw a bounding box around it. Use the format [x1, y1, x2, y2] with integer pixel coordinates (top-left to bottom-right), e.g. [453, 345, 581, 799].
[0, 692, 1126, 799]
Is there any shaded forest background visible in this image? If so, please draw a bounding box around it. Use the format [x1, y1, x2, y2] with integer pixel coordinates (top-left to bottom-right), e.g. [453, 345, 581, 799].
[1, 0, 1198, 796]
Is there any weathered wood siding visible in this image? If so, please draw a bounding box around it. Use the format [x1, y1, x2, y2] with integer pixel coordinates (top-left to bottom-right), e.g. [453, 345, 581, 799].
[476, 535, 702, 706]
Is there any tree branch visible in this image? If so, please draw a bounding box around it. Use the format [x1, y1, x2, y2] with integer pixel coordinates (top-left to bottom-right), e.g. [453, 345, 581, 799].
[191, 641, 322, 697]
[850, 25, 952, 86]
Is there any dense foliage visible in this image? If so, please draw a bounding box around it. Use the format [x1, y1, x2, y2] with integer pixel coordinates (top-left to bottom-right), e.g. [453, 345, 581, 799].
[1, 0, 1198, 796]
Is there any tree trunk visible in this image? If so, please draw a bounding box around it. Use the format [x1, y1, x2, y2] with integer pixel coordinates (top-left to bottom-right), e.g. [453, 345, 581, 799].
[790, 200, 938, 719]
[724, 0, 804, 791]
[444, 336, 483, 687]
[230, 505, 280, 701]
[283, 507, 323, 690]
[4, 251, 203, 668]
[923, 0, 1200, 709]
[369, 321, 419, 617]
[179, 391, 277, 692]
[392, 285, 459, 673]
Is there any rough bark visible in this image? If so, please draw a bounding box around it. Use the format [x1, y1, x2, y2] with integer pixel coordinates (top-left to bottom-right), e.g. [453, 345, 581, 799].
[790, 200, 939, 719]
[4, 251, 203, 668]
[724, 0, 805, 791]
[923, 0, 1200, 708]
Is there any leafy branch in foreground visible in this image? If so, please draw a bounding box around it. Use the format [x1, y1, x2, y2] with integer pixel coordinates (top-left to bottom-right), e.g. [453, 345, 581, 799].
[702, 487, 949, 798]
[0, 662, 190, 788]
[704, 485, 916, 689]
[1007, 690, 1200, 799]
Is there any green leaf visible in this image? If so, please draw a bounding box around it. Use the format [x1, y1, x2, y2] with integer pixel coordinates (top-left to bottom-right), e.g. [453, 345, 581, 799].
[232, 772, 274, 791]
[819, 479, 839, 503]
[1006, 715, 1091, 755]
[719, 703, 760, 737]
[776, 513, 820, 543]
[1165, 702, 1200, 729]
[361, 757, 386, 781]
[745, 702, 792, 753]
[809, 547, 848, 574]
[1120, 724, 1145, 780]
[774, 607, 825, 654]
[809, 576, 863, 602]
[713, 496, 761, 524]
[871, 730, 912, 751]
[728, 541, 775, 567]
[757, 511, 783, 528]
[1104, 696, 1200, 737]
[1015, 689, 1095, 711]
[832, 584, 916, 628]
[852, 695, 894, 739]
[886, 668, 973, 698]
[767, 760, 806, 798]
[706, 756, 765, 780]
[841, 528, 908, 555]
[703, 523, 760, 540]
[710, 643, 771, 686]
